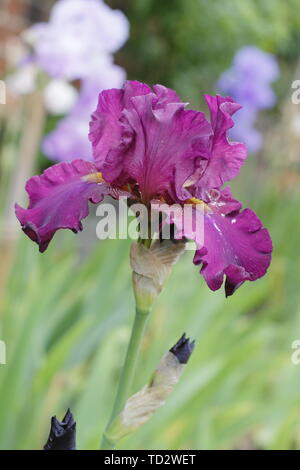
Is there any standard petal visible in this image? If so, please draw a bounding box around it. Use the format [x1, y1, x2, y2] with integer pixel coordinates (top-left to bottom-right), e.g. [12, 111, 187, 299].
[152, 84, 182, 108]
[102, 92, 211, 202]
[89, 87, 124, 167]
[89, 81, 152, 168]
[192, 190, 272, 296]
[15, 160, 112, 252]
[89, 81, 211, 201]
[197, 95, 247, 192]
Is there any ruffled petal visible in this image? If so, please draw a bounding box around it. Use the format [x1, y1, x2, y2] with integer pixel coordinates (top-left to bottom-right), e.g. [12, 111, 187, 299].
[192, 189, 272, 296]
[103, 92, 211, 202]
[152, 84, 181, 108]
[15, 160, 114, 252]
[89, 88, 124, 168]
[89, 80, 180, 169]
[196, 95, 247, 192]
[89, 81, 211, 201]
[89, 81, 153, 168]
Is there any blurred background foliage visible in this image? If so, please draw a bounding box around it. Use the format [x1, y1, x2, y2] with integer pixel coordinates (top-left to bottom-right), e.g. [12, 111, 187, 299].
[1, 0, 300, 450]
[113, 0, 300, 102]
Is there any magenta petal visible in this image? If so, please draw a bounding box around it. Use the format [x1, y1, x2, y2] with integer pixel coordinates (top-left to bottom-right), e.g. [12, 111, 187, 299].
[89, 88, 124, 168]
[89, 81, 153, 168]
[192, 190, 272, 296]
[15, 160, 110, 252]
[197, 95, 247, 191]
[152, 84, 182, 107]
[123, 80, 152, 106]
[90, 81, 211, 201]
[103, 92, 211, 201]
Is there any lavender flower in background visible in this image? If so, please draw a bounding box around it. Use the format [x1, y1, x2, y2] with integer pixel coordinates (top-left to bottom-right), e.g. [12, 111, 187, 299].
[7, 0, 129, 162]
[39, 0, 128, 162]
[217, 46, 279, 153]
[43, 60, 126, 162]
[27, 0, 129, 81]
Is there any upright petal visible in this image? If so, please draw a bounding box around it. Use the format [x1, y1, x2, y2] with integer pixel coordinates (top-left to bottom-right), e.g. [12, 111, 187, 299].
[89, 81, 152, 168]
[90, 81, 211, 201]
[152, 84, 181, 108]
[192, 189, 272, 296]
[89, 88, 125, 167]
[102, 91, 211, 202]
[197, 95, 247, 192]
[15, 160, 113, 252]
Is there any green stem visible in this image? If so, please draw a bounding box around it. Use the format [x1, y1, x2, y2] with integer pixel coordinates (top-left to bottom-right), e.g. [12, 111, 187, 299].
[101, 308, 150, 449]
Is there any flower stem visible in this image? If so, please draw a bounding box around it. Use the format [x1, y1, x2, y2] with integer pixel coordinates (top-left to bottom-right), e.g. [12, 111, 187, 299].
[101, 307, 150, 449]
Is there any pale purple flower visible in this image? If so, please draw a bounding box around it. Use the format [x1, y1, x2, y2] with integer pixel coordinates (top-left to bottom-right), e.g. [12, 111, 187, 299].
[233, 46, 279, 84]
[32, 0, 129, 162]
[218, 46, 279, 153]
[28, 0, 129, 80]
[42, 114, 94, 163]
[16, 81, 272, 296]
[42, 62, 126, 162]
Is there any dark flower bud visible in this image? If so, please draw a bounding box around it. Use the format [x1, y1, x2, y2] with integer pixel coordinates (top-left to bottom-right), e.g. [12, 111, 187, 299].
[44, 409, 76, 450]
[170, 333, 195, 364]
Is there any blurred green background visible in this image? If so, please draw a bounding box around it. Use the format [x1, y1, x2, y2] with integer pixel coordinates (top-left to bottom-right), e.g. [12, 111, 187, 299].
[1, 0, 300, 450]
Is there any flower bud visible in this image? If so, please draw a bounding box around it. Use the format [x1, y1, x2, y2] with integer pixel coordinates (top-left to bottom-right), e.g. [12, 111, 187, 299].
[170, 333, 195, 364]
[130, 240, 186, 314]
[106, 334, 195, 442]
[43, 409, 76, 450]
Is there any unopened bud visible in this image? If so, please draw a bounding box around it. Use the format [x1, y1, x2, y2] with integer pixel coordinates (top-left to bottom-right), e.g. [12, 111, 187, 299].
[170, 333, 195, 364]
[43, 409, 76, 450]
[106, 334, 195, 442]
[130, 240, 185, 314]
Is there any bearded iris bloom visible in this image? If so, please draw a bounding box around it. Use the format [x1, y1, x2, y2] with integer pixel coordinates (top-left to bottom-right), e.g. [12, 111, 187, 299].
[15, 81, 272, 296]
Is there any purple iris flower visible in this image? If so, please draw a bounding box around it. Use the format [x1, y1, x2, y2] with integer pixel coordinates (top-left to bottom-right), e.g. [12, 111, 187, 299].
[218, 46, 279, 153]
[15, 81, 272, 296]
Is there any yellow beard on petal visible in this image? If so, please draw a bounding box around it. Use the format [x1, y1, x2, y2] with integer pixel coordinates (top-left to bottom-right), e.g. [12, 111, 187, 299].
[83, 172, 104, 183]
[184, 197, 212, 213]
